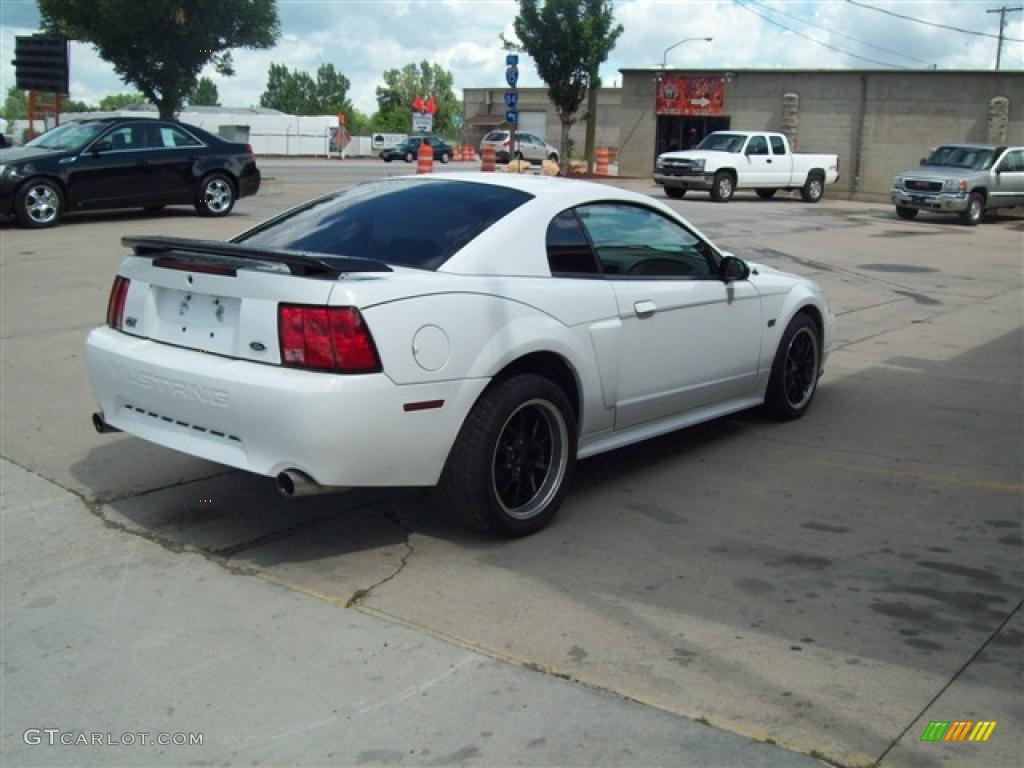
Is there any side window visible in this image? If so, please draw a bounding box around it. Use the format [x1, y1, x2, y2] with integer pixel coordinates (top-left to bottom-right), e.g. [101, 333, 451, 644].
[999, 149, 1023, 172]
[156, 125, 201, 148]
[546, 210, 600, 276]
[770, 136, 786, 155]
[746, 136, 769, 156]
[575, 204, 715, 278]
[103, 124, 149, 151]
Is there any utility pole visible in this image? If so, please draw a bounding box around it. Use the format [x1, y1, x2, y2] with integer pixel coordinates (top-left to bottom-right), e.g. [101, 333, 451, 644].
[987, 5, 1022, 69]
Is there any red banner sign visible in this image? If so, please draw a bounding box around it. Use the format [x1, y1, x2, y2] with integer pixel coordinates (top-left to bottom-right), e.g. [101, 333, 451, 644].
[655, 75, 724, 116]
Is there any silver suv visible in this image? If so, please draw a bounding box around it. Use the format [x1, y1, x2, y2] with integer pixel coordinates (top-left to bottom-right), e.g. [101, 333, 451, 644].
[891, 144, 1024, 226]
[480, 130, 559, 164]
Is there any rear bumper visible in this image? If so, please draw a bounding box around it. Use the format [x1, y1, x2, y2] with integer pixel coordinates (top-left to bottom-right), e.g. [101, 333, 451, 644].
[653, 172, 714, 191]
[85, 327, 489, 487]
[239, 168, 260, 199]
[890, 188, 969, 213]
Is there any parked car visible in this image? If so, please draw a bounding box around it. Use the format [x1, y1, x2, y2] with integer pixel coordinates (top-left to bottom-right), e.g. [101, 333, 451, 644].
[379, 136, 453, 163]
[654, 131, 839, 203]
[480, 130, 559, 164]
[890, 144, 1024, 226]
[86, 174, 834, 537]
[0, 117, 260, 228]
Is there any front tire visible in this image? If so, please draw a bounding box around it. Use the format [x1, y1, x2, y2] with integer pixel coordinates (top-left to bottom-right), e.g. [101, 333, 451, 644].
[548, 153, 559, 163]
[756, 188, 777, 200]
[710, 172, 734, 202]
[440, 152, 450, 164]
[800, 174, 824, 203]
[765, 314, 821, 421]
[959, 192, 984, 226]
[895, 205, 918, 220]
[665, 187, 686, 199]
[404, 152, 414, 163]
[194, 173, 235, 217]
[435, 374, 577, 537]
[15, 178, 63, 228]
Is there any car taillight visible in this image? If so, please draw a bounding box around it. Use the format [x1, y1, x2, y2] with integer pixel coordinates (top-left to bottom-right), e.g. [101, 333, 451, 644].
[246, 143, 255, 157]
[278, 304, 381, 373]
[106, 276, 130, 330]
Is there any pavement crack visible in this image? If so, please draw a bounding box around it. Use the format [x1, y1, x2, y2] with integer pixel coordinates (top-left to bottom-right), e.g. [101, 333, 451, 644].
[346, 501, 415, 608]
[873, 597, 1024, 766]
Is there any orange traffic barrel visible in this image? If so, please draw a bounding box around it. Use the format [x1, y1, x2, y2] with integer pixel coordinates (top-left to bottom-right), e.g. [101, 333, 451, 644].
[416, 141, 434, 174]
[596, 147, 609, 176]
[481, 145, 496, 172]
[462, 145, 473, 161]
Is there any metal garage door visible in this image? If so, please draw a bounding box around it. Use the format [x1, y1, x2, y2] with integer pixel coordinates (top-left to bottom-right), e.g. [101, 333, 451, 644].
[518, 111, 548, 141]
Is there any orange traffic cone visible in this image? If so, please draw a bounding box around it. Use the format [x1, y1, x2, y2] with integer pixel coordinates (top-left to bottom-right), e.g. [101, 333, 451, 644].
[596, 147, 609, 176]
[481, 145, 496, 172]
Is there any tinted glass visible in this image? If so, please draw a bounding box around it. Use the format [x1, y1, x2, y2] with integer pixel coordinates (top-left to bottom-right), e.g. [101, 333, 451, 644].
[925, 146, 995, 170]
[998, 149, 1022, 172]
[104, 124, 151, 150]
[546, 210, 599, 275]
[26, 121, 108, 151]
[237, 179, 533, 271]
[484, 131, 508, 141]
[156, 125, 201, 148]
[746, 136, 769, 155]
[576, 204, 714, 278]
[770, 136, 786, 155]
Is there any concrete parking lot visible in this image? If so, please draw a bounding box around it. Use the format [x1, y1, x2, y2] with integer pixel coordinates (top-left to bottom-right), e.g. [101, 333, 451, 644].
[2, 159, 1021, 767]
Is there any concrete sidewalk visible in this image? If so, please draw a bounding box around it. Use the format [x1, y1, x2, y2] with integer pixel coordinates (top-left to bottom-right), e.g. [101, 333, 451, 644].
[0, 459, 824, 767]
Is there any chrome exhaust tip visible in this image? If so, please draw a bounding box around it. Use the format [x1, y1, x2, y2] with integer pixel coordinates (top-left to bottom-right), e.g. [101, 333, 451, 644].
[92, 412, 120, 434]
[276, 469, 346, 498]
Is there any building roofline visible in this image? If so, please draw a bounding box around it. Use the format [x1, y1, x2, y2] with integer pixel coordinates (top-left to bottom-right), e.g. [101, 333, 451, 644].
[620, 67, 1020, 75]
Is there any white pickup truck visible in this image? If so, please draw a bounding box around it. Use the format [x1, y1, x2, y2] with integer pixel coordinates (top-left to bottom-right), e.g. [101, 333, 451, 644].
[654, 131, 840, 203]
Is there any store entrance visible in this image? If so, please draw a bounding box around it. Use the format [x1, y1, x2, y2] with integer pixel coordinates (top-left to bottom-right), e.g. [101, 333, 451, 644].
[656, 115, 731, 156]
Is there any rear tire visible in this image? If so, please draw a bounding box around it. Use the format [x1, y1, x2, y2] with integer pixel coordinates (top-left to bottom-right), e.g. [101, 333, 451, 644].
[756, 188, 777, 200]
[434, 374, 576, 537]
[710, 172, 734, 202]
[665, 187, 686, 199]
[548, 153, 559, 163]
[440, 152, 450, 164]
[194, 173, 235, 217]
[895, 205, 918, 220]
[800, 174, 824, 203]
[404, 152, 414, 163]
[765, 314, 821, 421]
[958, 192, 984, 226]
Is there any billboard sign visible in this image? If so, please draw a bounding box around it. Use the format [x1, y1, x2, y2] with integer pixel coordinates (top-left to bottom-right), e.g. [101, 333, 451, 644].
[655, 75, 724, 116]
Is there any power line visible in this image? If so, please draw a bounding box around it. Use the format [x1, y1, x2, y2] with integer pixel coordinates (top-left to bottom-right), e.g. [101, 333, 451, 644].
[747, 0, 937, 67]
[846, 0, 1024, 43]
[733, 0, 907, 68]
[988, 5, 1024, 68]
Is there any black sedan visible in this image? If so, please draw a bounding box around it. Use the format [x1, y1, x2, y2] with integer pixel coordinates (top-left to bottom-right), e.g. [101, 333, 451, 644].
[0, 117, 260, 228]
[379, 136, 453, 164]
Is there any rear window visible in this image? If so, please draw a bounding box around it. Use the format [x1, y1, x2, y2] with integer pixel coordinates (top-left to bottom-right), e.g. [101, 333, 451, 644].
[236, 179, 533, 271]
[484, 131, 508, 141]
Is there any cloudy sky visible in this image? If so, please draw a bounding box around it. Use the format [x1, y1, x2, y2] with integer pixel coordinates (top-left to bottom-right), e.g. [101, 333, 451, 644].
[1, 0, 1020, 113]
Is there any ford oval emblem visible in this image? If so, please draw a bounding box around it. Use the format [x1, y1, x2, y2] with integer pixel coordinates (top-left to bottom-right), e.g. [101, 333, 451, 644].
[249, 341, 266, 352]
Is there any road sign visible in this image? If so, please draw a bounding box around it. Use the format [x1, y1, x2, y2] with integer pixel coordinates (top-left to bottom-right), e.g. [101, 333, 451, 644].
[13, 36, 69, 94]
[506, 54, 519, 66]
[412, 113, 433, 133]
[504, 91, 518, 109]
[452, 114, 463, 128]
[505, 109, 517, 124]
[505, 66, 519, 88]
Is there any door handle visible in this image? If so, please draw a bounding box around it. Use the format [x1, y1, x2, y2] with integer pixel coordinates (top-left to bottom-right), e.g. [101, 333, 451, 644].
[766, 158, 772, 163]
[634, 300, 657, 318]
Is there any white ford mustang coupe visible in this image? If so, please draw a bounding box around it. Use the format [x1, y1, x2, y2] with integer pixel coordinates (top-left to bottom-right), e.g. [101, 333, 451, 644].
[86, 174, 835, 536]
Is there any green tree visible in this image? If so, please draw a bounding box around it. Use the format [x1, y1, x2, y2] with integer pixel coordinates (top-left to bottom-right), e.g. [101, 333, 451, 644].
[260, 62, 354, 116]
[314, 63, 352, 115]
[582, 1, 622, 170]
[188, 77, 220, 107]
[38, 0, 279, 118]
[375, 61, 461, 136]
[512, 0, 620, 171]
[98, 92, 146, 111]
[2, 87, 28, 120]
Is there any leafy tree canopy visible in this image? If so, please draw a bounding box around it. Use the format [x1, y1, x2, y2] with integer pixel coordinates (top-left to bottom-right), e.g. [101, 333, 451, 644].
[38, 0, 280, 118]
[375, 61, 461, 135]
[188, 77, 220, 107]
[512, 0, 622, 168]
[260, 62, 353, 116]
[98, 92, 146, 111]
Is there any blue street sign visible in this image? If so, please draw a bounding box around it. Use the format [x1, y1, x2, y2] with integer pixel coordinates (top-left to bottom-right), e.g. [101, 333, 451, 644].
[504, 91, 518, 109]
[506, 54, 519, 66]
[505, 66, 519, 88]
[505, 109, 517, 124]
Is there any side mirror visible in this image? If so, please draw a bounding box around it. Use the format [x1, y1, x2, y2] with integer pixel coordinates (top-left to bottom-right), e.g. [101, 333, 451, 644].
[919, 158, 927, 166]
[92, 140, 112, 154]
[720, 255, 750, 282]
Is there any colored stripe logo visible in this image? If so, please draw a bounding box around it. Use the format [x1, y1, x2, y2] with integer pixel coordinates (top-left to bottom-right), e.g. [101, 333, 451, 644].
[920, 721, 997, 742]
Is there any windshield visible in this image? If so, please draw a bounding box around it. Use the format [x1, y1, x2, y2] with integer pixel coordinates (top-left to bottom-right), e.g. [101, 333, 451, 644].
[26, 122, 109, 151]
[924, 146, 996, 171]
[696, 133, 746, 153]
[236, 178, 533, 271]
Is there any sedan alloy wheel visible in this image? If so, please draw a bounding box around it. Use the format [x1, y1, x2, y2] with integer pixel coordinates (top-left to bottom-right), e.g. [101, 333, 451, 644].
[17, 179, 63, 227]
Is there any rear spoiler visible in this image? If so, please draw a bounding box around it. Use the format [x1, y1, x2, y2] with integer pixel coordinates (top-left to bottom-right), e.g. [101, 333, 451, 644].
[122, 236, 392, 278]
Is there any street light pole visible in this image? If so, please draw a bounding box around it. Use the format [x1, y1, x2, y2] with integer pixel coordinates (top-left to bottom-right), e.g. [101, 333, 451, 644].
[661, 37, 713, 69]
